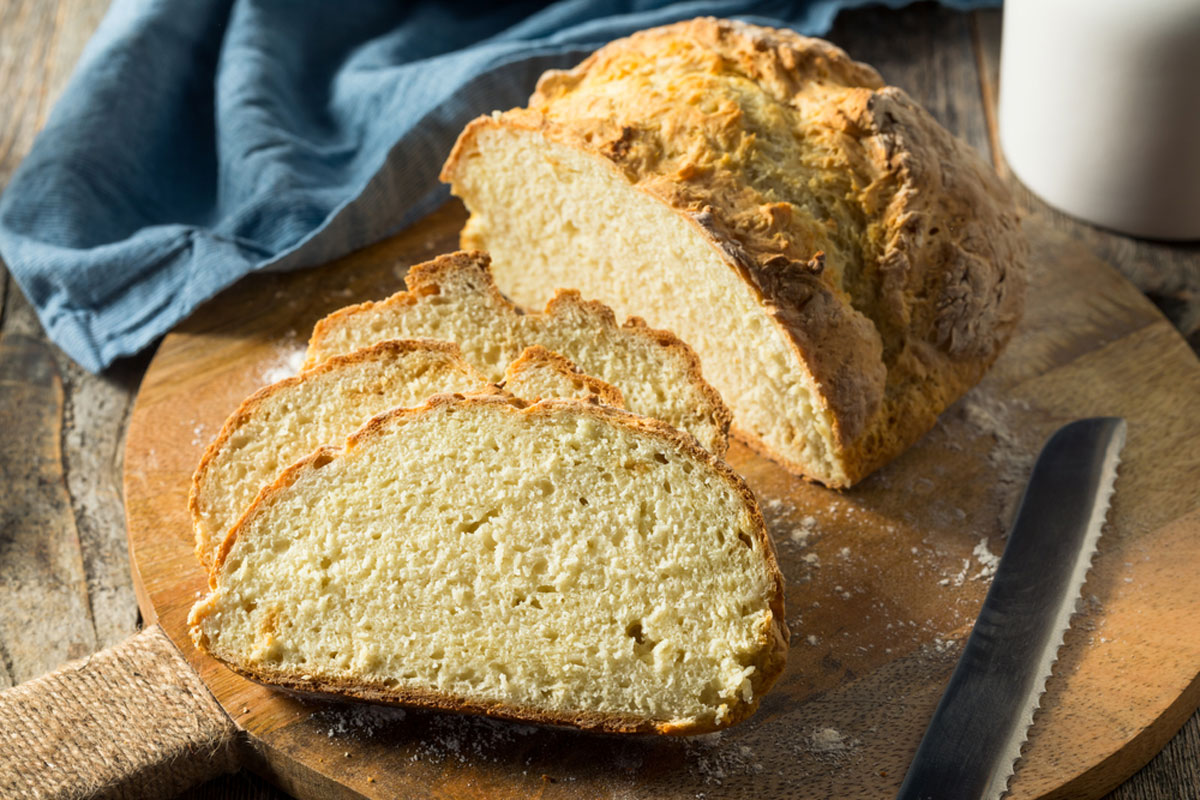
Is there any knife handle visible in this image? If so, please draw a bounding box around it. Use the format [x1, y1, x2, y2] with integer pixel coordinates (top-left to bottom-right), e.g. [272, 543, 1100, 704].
[0, 624, 239, 799]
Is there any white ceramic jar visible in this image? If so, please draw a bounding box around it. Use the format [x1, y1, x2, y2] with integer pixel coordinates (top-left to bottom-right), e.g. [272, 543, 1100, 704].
[999, 0, 1200, 240]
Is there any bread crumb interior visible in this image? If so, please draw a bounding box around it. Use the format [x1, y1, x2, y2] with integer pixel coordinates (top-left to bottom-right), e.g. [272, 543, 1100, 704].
[197, 402, 774, 727]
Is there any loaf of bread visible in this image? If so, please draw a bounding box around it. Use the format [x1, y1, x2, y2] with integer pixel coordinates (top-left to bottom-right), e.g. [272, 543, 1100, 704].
[441, 18, 1027, 487]
[305, 250, 730, 455]
[190, 339, 623, 571]
[190, 395, 787, 734]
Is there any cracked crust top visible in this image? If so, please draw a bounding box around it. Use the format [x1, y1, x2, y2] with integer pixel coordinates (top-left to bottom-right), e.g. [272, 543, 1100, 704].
[442, 17, 1026, 484]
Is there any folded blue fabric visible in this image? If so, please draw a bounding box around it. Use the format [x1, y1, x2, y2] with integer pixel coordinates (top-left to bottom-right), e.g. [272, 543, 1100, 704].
[0, 0, 994, 372]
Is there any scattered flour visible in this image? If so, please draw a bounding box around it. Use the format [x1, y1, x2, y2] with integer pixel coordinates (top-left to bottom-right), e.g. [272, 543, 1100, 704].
[972, 538, 1000, 580]
[808, 727, 851, 753]
[937, 537, 1003, 587]
[953, 389, 1039, 527]
[940, 558, 972, 588]
[312, 704, 408, 739]
[406, 713, 538, 764]
[190, 422, 209, 447]
[261, 346, 307, 384]
[930, 637, 955, 655]
[790, 515, 819, 546]
[685, 732, 763, 784]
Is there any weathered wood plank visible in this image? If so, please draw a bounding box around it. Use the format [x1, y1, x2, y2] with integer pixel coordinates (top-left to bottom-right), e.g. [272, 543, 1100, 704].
[0, 0, 109, 180]
[971, 9, 1200, 352]
[0, 0, 58, 188]
[1109, 715, 1200, 800]
[59, 349, 148, 649]
[0, 268, 9, 335]
[0, 332, 97, 683]
[0, 0, 146, 651]
[0, 275, 144, 651]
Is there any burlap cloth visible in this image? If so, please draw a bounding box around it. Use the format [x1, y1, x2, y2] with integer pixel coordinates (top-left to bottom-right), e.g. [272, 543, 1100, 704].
[0, 624, 239, 799]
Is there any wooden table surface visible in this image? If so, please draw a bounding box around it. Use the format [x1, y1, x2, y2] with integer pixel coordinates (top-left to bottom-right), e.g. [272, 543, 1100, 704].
[1, 2, 1197, 798]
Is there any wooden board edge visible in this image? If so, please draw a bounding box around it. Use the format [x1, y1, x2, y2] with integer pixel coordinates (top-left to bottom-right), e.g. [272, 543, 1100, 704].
[1048, 666, 1200, 800]
[123, 405, 162, 628]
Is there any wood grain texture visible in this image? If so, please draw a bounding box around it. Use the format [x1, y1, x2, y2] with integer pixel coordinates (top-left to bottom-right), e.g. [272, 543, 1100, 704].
[0, 2, 1197, 798]
[1, 277, 149, 652]
[123, 197, 1200, 799]
[0, 0, 146, 657]
[0, 333, 96, 683]
[0, 0, 58, 189]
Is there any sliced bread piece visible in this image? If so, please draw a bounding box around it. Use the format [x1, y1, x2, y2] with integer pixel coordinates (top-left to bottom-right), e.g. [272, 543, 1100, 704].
[305, 250, 730, 455]
[192, 339, 626, 572]
[190, 395, 787, 734]
[190, 339, 488, 571]
[440, 18, 1027, 487]
[501, 345, 624, 407]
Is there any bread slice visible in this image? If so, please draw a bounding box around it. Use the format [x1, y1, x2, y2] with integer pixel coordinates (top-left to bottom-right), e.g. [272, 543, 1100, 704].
[190, 340, 490, 571]
[191, 339, 625, 572]
[189, 395, 787, 734]
[441, 18, 1027, 487]
[305, 250, 730, 455]
[501, 345, 624, 408]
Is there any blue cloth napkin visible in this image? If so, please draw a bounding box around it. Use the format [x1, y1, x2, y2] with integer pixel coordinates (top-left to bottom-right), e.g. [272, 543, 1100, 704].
[0, 0, 994, 372]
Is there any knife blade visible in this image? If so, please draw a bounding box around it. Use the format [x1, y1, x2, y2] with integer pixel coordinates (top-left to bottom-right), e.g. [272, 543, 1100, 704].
[896, 417, 1127, 800]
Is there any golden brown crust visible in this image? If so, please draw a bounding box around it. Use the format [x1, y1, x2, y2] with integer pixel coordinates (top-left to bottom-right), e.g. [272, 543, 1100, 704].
[306, 250, 732, 455]
[189, 339, 485, 572]
[304, 253, 487, 369]
[441, 17, 1027, 487]
[502, 344, 626, 407]
[193, 394, 787, 735]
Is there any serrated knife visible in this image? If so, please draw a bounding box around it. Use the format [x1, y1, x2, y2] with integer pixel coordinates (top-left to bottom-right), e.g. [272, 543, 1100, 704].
[896, 417, 1127, 800]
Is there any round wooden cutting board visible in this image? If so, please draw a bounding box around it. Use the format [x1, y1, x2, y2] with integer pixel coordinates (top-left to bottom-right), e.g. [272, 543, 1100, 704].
[124, 202, 1200, 800]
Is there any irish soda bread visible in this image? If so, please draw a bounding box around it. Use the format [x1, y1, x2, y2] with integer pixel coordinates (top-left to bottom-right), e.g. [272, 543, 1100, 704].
[442, 18, 1027, 487]
[306, 250, 730, 455]
[190, 339, 623, 571]
[190, 395, 787, 734]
